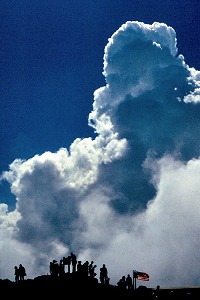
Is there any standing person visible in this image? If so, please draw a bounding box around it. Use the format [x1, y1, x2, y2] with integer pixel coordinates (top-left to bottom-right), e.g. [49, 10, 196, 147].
[89, 261, 97, 278]
[99, 264, 108, 284]
[82, 261, 89, 276]
[18, 264, 26, 280]
[59, 259, 65, 277]
[14, 266, 19, 282]
[63, 255, 71, 273]
[50, 260, 59, 277]
[49, 261, 53, 275]
[126, 274, 132, 290]
[77, 261, 83, 274]
[71, 252, 77, 273]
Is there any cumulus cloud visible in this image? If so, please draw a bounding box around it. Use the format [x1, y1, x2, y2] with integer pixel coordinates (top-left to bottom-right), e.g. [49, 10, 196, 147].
[1, 21, 200, 287]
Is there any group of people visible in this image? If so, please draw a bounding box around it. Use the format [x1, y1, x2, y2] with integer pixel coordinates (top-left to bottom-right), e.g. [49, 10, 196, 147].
[117, 274, 133, 290]
[49, 252, 109, 285]
[49, 252, 79, 277]
[14, 252, 109, 285]
[14, 264, 26, 282]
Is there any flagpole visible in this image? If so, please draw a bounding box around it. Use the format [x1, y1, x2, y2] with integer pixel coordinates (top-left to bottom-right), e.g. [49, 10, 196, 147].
[133, 270, 137, 290]
[135, 275, 137, 290]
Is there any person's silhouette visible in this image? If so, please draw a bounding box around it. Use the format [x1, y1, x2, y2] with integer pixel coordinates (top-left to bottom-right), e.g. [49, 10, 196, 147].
[14, 266, 19, 282]
[18, 264, 26, 280]
[59, 259, 65, 277]
[64, 255, 71, 273]
[99, 264, 108, 284]
[70, 252, 77, 273]
[89, 261, 97, 277]
[50, 260, 59, 277]
[126, 274, 132, 290]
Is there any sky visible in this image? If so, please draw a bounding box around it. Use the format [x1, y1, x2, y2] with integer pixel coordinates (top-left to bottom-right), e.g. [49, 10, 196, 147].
[0, 0, 200, 288]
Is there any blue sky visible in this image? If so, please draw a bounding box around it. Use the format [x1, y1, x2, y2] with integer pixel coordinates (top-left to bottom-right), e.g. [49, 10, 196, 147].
[0, 0, 200, 287]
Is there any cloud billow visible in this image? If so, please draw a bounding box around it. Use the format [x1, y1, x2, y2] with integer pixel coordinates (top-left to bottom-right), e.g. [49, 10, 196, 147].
[1, 21, 200, 287]
[89, 21, 200, 213]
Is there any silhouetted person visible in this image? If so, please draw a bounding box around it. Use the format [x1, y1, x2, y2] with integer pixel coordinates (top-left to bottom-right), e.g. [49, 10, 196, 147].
[63, 255, 71, 273]
[54, 260, 59, 277]
[126, 274, 132, 290]
[71, 252, 77, 273]
[50, 259, 59, 277]
[59, 259, 65, 277]
[89, 261, 97, 277]
[118, 275, 126, 289]
[18, 264, 26, 280]
[99, 264, 108, 284]
[49, 261, 53, 275]
[153, 285, 160, 299]
[77, 260, 83, 274]
[14, 266, 19, 282]
[117, 278, 123, 289]
[82, 261, 89, 276]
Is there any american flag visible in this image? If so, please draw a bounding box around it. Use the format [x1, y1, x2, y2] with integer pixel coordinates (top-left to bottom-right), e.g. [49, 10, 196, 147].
[134, 270, 149, 281]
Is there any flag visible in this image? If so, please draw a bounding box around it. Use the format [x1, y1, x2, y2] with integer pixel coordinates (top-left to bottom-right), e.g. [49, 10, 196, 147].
[134, 270, 149, 281]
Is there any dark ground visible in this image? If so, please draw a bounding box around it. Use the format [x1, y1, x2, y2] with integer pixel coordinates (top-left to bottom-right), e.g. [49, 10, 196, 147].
[1, 273, 200, 299]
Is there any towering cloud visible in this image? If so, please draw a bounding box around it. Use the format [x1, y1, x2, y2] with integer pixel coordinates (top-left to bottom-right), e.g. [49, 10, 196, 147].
[1, 21, 200, 287]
